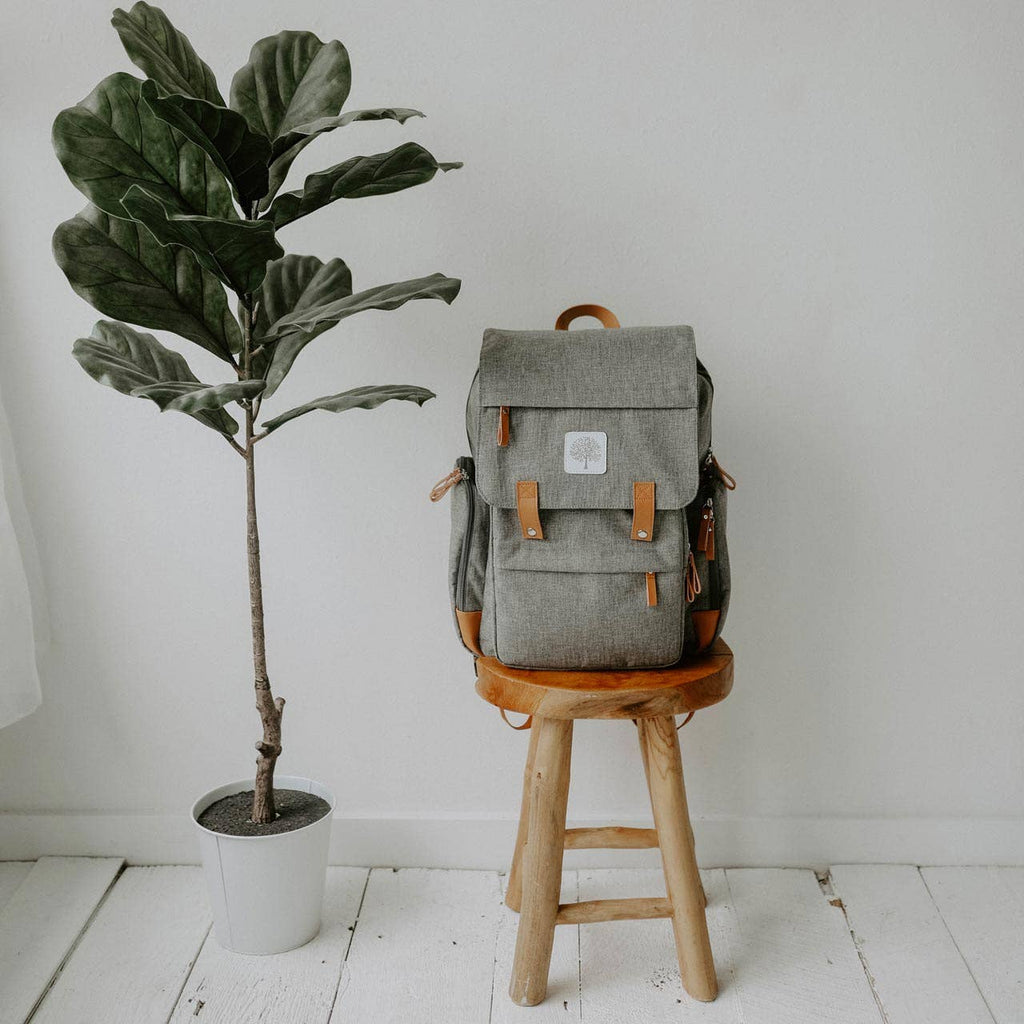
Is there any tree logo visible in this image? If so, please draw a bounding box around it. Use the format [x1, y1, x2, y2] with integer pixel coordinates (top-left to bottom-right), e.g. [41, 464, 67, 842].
[564, 431, 607, 475]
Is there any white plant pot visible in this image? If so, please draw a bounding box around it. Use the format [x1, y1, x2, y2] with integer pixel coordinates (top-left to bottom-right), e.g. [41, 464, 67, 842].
[191, 775, 335, 955]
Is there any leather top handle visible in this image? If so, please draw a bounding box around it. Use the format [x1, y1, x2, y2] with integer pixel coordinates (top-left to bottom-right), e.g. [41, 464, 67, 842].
[554, 304, 620, 330]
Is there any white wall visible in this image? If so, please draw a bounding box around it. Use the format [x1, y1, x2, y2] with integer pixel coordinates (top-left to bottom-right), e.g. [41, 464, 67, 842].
[1, 0, 1022, 867]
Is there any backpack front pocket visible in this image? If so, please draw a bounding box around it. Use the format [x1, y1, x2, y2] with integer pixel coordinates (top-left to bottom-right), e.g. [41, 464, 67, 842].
[489, 507, 687, 669]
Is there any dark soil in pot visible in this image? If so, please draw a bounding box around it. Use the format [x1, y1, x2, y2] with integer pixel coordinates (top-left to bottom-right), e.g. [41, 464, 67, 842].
[197, 789, 331, 837]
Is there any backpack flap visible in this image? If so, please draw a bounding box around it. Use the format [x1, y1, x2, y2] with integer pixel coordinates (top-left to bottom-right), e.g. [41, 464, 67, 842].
[473, 325, 700, 514]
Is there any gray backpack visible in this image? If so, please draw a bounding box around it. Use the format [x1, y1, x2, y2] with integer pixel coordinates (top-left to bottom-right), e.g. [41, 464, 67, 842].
[431, 305, 734, 670]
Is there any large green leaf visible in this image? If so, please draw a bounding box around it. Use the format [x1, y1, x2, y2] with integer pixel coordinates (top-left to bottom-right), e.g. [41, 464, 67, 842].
[73, 320, 241, 435]
[53, 206, 240, 361]
[52, 72, 234, 221]
[263, 142, 461, 229]
[111, 2, 224, 104]
[252, 255, 351, 386]
[260, 272, 461, 394]
[131, 379, 265, 414]
[141, 81, 271, 206]
[229, 31, 350, 141]
[263, 107, 424, 209]
[122, 185, 283, 296]
[262, 384, 434, 434]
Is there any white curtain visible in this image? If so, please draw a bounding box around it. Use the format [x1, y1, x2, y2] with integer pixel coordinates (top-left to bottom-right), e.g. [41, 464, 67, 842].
[0, 390, 40, 728]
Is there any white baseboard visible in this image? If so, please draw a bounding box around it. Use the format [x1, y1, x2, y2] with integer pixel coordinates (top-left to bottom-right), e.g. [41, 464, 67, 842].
[1, 812, 1022, 868]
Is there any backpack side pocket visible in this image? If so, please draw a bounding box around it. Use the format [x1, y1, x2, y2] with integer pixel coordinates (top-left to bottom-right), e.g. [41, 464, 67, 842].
[685, 471, 731, 651]
[446, 456, 490, 655]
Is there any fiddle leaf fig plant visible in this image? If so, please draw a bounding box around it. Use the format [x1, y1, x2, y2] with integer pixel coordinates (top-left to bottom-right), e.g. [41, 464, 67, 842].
[52, 3, 461, 825]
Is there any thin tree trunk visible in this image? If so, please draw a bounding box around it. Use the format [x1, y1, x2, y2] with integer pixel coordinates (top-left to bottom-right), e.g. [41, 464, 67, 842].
[242, 299, 283, 825]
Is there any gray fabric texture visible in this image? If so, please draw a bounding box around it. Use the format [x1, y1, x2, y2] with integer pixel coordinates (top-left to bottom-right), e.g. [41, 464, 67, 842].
[447, 457, 489, 652]
[448, 321, 730, 669]
[479, 326, 697, 408]
[491, 567, 684, 669]
[475, 407, 698, 510]
[493, 508, 684, 574]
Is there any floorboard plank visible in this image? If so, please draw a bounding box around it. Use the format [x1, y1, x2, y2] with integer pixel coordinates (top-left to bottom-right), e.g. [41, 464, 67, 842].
[0, 855, 122, 1024]
[169, 867, 368, 1024]
[0, 862, 32, 912]
[331, 868, 503, 1024]
[831, 864, 994, 1024]
[922, 867, 1024, 1024]
[492, 870, 581, 1022]
[30, 866, 209, 1024]
[578, 868, 743, 1023]
[723, 868, 883, 1024]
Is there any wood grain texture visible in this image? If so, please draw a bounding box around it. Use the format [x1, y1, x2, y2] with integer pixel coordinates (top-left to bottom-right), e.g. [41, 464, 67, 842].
[922, 866, 1024, 1023]
[638, 716, 716, 1001]
[556, 896, 672, 924]
[723, 868, 882, 1023]
[30, 866, 209, 1024]
[637, 722, 705, 906]
[333, 869, 503, 1024]
[475, 639, 733, 719]
[0, 862, 32, 912]
[831, 864, 995, 1024]
[493, 871, 581, 1023]
[505, 720, 541, 913]
[564, 826, 659, 850]
[170, 867, 368, 1024]
[0, 856, 122, 1024]
[510, 717, 573, 1005]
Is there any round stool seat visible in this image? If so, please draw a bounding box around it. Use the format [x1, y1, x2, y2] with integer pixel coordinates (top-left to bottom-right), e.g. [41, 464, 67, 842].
[476, 638, 733, 720]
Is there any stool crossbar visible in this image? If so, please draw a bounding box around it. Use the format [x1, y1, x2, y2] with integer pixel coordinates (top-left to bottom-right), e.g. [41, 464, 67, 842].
[475, 639, 734, 1007]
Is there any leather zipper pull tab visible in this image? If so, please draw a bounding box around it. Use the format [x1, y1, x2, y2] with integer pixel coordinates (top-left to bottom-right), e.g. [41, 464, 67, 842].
[697, 497, 716, 561]
[428, 467, 463, 502]
[686, 551, 702, 603]
[712, 454, 736, 490]
[497, 405, 510, 447]
[645, 571, 658, 607]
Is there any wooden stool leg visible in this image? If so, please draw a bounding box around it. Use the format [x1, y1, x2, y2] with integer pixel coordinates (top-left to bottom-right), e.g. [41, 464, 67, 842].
[638, 716, 717, 1002]
[506, 720, 541, 912]
[509, 716, 573, 1006]
[637, 721, 706, 908]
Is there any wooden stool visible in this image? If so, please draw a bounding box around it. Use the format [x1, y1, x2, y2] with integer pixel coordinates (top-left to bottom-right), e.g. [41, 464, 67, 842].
[476, 639, 734, 1006]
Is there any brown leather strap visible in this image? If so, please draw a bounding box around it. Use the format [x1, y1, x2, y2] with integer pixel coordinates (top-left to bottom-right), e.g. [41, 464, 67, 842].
[516, 480, 544, 539]
[429, 467, 462, 502]
[499, 708, 533, 730]
[645, 571, 658, 607]
[631, 481, 655, 541]
[497, 405, 509, 447]
[712, 455, 737, 490]
[455, 609, 483, 656]
[554, 304, 621, 330]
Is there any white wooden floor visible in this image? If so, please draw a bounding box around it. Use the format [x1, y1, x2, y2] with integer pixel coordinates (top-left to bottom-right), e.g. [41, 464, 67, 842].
[0, 860, 1021, 1024]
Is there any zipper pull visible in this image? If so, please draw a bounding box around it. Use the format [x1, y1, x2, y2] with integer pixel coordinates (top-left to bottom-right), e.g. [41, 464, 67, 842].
[645, 571, 658, 607]
[497, 405, 510, 447]
[697, 497, 716, 561]
[686, 551, 702, 603]
[429, 467, 463, 502]
[703, 449, 737, 490]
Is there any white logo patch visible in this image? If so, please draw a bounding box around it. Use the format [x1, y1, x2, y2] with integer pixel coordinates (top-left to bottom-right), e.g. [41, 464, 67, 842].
[564, 431, 607, 475]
